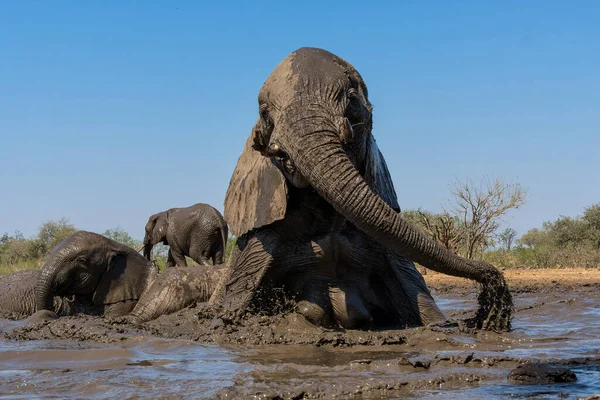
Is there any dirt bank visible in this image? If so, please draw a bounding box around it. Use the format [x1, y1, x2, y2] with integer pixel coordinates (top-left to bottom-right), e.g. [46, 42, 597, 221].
[424, 267, 600, 295]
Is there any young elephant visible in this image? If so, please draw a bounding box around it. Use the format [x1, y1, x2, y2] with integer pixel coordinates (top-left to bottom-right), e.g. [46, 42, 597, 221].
[142, 203, 228, 268]
[0, 270, 73, 318]
[34, 231, 221, 322]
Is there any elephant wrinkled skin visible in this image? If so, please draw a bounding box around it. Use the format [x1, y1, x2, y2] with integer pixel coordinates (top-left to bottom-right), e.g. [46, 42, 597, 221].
[0, 270, 73, 318]
[143, 203, 228, 268]
[32, 231, 222, 323]
[212, 47, 512, 331]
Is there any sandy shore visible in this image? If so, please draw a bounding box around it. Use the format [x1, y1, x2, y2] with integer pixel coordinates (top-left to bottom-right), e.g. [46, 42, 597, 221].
[423, 267, 600, 294]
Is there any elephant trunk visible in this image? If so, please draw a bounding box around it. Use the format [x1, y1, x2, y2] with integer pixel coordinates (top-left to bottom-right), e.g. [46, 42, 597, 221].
[278, 109, 512, 331]
[143, 234, 153, 260]
[35, 255, 64, 312]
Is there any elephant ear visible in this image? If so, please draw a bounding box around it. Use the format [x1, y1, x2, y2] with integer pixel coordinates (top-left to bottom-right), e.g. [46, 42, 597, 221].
[364, 135, 401, 212]
[92, 252, 153, 305]
[224, 131, 288, 237]
[149, 214, 167, 244]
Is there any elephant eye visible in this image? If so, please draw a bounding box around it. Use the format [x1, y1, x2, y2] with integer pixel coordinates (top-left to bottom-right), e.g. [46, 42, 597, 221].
[76, 255, 88, 264]
[345, 94, 364, 125]
[259, 103, 269, 119]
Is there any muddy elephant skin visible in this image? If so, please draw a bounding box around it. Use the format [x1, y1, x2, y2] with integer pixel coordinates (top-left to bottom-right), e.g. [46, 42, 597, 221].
[213, 47, 512, 332]
[0, 270, 73, 318]
[33, 231, 222, 322]
[143, 203, 228, 268]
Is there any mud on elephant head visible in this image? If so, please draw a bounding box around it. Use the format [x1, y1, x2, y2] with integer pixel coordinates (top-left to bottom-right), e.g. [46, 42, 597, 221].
[218, 47, 512, 331]
[35, 231, 159, 317]
[34, 231, 222, 323]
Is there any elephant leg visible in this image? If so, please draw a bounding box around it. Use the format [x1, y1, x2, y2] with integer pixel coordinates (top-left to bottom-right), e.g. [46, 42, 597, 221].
[166, 250, 176, 268]
[166, 248, 187, 268]
[196, 256, 212, 266]
[328, 284, 372, 329]
[295, 276, 336, 327]
[220, 230, 329, 316]
[336, 230, 446, 328]
[212, 250, 223, 266]
[385, 250, 447, 326]
[188, 243, 214, 267]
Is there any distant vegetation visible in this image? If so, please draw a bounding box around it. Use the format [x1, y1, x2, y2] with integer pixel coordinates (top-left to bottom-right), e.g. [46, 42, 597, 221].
[488, 203, 600, 269]
[1, 177, 598, 275]
[0, 218, 78, 274]
[0, 219, 236, 275]
[402, 177, 599, 269]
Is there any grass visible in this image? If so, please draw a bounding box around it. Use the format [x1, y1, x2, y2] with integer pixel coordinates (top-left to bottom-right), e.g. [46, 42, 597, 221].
[1, 255, 213, 276]
[0, 259, 43, 275]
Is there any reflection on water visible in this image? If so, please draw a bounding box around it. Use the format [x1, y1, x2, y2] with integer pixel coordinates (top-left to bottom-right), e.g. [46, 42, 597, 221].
[421, 364, 600, 399]
[0, 338, 249, 399]
[1, 293, 599, 399]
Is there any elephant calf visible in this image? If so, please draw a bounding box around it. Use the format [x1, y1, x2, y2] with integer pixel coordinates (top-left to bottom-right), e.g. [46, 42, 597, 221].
[28, 231, 222, 323]
[143, 203, 229, 268]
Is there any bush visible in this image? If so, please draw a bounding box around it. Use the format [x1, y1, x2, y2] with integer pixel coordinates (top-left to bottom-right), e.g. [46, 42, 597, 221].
[225, 236, 237, 264]
[103, 227, 141, 250]
[0, 220, 150, 275]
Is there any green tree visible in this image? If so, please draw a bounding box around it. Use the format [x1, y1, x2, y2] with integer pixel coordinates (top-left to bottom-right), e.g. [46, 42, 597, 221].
[582, 203, 600, 249]
[33, 218, 78, 257]
[103, 227, 141, 250]
[497, 227, 518, 251]
[0, 231, 31, 265]
[515, 203, 600, 268]
[544, 216, 588, 249]
[518, 228, 547, 248]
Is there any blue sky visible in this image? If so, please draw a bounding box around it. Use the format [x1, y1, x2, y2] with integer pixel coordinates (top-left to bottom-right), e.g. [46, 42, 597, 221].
[1, 1, 599, 240]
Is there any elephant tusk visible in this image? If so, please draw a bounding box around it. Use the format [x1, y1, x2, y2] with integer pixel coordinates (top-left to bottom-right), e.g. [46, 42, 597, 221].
[137, 245, 145, 253]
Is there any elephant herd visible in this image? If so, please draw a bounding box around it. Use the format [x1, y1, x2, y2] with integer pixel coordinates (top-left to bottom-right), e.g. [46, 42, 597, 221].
[1, 48, 513, 332]
[0, 204, 227, 323]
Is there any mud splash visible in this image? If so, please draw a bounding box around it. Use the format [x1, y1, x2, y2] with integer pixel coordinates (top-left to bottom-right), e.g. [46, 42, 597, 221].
[1, 269, 599, 399]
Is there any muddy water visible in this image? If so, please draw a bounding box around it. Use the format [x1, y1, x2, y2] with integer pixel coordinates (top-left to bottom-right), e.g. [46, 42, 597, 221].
[1, 291, 599, 399]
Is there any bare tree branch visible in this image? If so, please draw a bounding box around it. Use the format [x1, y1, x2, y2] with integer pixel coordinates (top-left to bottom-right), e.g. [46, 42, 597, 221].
[445, 177, 527, 259]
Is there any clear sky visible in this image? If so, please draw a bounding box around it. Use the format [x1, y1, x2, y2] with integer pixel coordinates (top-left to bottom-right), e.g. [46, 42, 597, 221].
[1, 1, 599, 240]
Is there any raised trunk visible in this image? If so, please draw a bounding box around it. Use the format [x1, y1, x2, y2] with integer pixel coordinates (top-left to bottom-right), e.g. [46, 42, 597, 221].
[278, 109, 512, 331]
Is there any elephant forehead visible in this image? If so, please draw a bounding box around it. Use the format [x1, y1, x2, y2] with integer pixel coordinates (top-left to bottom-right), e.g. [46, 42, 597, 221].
[262, 48, 352, 106]
[290, 47, 351, 80]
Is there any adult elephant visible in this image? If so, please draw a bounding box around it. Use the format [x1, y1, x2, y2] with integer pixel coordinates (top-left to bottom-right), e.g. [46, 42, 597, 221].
[35, 231, 223, 322]
[211, 47, 512, 331]
[142, 203, 228, 268]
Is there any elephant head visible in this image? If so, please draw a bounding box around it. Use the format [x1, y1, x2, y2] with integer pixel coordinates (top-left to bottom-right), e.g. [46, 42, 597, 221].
[143, 212, 169, 260]
[225, 48, 512, 331]
[35, 231, 158, 315]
